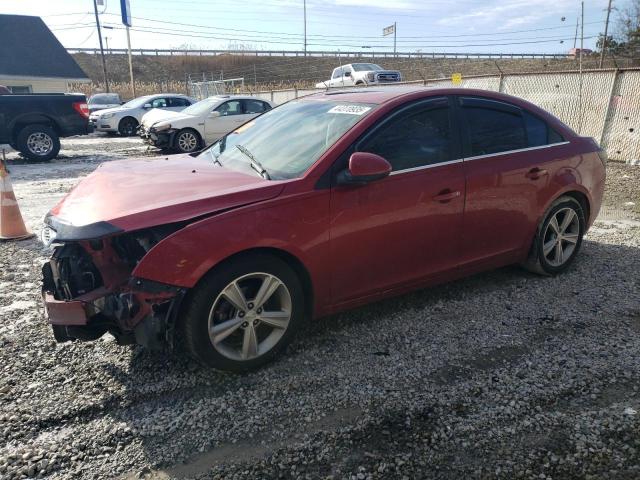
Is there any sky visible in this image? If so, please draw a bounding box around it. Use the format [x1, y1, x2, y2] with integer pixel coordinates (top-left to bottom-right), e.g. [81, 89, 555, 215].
[0, 0, 622, 54]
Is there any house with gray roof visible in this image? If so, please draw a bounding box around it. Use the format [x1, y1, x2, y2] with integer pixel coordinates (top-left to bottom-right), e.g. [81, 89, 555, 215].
[0, 14, 90, 93]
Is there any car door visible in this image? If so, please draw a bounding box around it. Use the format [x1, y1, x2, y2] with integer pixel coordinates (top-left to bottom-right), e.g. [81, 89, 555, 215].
[329, 97, 465, 305]
[204, 100, 245, 144]
[457, 96, 567, 268]
[150, 97, 171, 111]
[330, 67, 342, 87]
[342, 65, 355, 86]
[242, 99, 270, 120]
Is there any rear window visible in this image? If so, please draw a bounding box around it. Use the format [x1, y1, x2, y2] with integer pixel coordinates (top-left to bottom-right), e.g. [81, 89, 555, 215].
[523, 111, 565, 147]
[462, 97, 565, 156]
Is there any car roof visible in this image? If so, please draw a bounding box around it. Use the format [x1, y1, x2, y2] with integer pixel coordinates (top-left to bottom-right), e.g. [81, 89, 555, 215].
[203, 95, 268, 101]
[303, 86, 525, 106]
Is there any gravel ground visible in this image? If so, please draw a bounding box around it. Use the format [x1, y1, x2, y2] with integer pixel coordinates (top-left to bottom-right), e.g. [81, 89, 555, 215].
[0, 137, 639, 480]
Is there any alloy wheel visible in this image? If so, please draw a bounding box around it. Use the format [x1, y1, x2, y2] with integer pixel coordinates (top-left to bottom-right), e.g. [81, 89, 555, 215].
[26, 132, 53, 156]
[542, 207, 580, 267]
[178, 132, 198, 152]
[207, 272, 292, 361]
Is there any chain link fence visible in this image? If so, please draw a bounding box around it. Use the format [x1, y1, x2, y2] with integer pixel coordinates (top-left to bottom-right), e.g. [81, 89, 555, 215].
[189, 68, 640, 164]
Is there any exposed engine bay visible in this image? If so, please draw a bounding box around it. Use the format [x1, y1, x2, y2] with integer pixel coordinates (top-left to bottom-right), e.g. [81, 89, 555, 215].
[42, 225, 186, 350]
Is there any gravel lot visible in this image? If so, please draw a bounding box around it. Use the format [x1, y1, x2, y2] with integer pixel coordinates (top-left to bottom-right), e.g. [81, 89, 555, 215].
[0, 136, 639, 480]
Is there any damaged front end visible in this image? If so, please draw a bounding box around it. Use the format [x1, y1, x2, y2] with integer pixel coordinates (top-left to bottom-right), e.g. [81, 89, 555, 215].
[41, 223, 186, 350]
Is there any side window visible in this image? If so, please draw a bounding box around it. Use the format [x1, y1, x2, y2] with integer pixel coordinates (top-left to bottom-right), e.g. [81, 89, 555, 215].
[243, 99, 267, 114]
[359, 98, 452, 172]
[523, 110, 564, 146]
[461, 97, 527, 156]
[261, 101, 272, 111]
[169, 97, 189, 107]
[332, 68, 343, 79]
[151, 97, 168, 108]
[215, 100, 242, 116]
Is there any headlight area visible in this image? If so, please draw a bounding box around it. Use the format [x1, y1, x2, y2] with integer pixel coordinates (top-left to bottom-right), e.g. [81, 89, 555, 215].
[42, 224, 186, 350]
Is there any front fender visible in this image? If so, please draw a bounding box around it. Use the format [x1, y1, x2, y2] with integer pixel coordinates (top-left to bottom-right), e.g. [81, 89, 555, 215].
[131, 190, 331, 312]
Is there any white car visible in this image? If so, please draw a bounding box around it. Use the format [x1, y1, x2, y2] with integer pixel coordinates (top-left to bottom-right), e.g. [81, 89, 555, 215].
[315, 63, 402, 88]
[139, 95, 273, 153]
[89, 94, 196, 136]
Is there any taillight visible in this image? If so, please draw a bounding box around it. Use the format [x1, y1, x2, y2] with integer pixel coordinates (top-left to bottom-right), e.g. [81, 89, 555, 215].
[72, 101, 90, 119]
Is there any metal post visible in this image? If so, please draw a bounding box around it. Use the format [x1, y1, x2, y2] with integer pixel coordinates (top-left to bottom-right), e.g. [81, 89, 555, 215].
[92, 0, 109, 92]
[599, 68, 619, 145]
[599, 0, 613, 68]
[126, 26, 136, 97]
[393, 22, 397, 57]
[303, 0, 307, 56]
[578, 1, 584, 134]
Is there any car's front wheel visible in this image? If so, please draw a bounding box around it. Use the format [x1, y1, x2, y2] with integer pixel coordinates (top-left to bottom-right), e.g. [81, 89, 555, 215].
[524, 196, 585, 275]
[174, 129, 201, 153]
[180, 254, 304, 371]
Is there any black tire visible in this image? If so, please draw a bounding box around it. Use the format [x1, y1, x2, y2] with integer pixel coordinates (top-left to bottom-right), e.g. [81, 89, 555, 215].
[523, 196, 586, 275]
[118, 117, 139, 137]
[16, 124, 60, 162]
[173, 128, 201, 153]
[180, 253, 304, 372]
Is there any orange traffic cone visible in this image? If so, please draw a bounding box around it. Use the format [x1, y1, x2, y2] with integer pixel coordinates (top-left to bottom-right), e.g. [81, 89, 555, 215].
[0, 153, 34, 241]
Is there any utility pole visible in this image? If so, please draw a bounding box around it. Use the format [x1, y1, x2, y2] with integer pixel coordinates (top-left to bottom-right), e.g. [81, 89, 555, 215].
[126, 26, 136, 97]
[303, 0, 307, 56]
[92, 0, 110, 93]
[599, 0, 613, 68]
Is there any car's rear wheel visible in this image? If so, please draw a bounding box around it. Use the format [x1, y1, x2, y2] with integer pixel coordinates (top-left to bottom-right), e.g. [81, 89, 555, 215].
[524, 196, 585, 275]
[180, 254, 304, 371]
[174, 129, 200, 153]
[118, 117, 138, 136]
[16, 125, 60, 162]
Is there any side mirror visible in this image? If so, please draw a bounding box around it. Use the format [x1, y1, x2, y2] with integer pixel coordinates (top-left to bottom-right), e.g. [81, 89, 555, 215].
[337, 152, 391, 186]
[143, 103, 152, 109]
[209, 110, 221, 118]
[344, 71, 352, 77]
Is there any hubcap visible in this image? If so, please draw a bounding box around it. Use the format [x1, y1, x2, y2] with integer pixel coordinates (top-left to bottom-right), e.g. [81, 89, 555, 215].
[178, 132, 197, 152]
[207, 272, 292, 361]
[26, 132, 53, 156]
[542, 207, 580, 267]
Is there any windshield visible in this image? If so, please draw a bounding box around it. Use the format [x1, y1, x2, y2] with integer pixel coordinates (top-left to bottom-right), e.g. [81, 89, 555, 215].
[182, 97, 221, 116]
[202, 100, 375, 180]
[351, 64, 383, 72]
[89, 94, 120, 105]
[121, 95, 154, 108]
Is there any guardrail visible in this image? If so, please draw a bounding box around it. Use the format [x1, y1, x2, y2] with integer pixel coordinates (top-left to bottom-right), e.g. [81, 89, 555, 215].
[66, 47, 568, 59]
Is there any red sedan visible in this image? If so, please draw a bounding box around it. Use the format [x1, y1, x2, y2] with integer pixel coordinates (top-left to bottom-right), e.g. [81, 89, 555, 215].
[42, 87, 606, 371]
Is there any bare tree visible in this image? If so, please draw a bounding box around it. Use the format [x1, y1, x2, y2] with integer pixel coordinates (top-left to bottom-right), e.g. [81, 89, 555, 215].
[613, 0, 640, 55]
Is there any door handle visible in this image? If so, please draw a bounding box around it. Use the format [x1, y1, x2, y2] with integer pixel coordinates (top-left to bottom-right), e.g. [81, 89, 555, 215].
[525, 167, 549, 180]
[432, 189, 461, 203]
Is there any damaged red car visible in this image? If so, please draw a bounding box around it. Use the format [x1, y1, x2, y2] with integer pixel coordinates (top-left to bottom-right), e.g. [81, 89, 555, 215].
[42, 87, 606, 371]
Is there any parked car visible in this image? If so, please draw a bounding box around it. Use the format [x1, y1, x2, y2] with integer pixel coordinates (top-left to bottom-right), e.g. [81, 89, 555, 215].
[88, 93, 122, 113]
[42, 87, 605, 372]
[139, 95, 273, 153]
[315, 63, 402, 88]
[0, 93, 90, 161]
[89, 94, 195, 137]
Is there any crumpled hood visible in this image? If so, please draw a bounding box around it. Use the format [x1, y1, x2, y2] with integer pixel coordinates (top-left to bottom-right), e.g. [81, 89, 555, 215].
[141, 109, 189, 128]
[47, 154, 284, 238]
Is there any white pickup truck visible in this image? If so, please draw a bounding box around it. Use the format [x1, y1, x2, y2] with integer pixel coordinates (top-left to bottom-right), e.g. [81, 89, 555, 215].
[315, 63, 403, 88]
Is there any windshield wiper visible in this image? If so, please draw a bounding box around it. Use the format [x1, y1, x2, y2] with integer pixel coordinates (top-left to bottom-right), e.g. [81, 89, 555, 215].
[236, 144, 270, 180]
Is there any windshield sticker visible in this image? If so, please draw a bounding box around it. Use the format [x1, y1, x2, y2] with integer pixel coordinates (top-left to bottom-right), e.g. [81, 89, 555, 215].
[328, 105, 372, 115]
